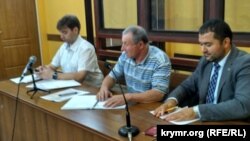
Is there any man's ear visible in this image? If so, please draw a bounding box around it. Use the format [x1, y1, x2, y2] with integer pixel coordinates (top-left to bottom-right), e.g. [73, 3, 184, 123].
[223, 37, 231, 49]
[73, 27, 79, 34]
[138, 41, 144, 49]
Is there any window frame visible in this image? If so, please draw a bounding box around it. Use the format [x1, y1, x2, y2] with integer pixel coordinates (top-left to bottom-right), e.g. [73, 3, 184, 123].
[93, 0, 250, 71]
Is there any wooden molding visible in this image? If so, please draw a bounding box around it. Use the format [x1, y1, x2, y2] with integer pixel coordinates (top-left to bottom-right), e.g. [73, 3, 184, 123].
[47, 34, 87, 42]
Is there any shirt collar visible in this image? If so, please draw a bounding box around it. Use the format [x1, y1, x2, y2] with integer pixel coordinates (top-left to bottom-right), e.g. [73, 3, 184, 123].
[133, 46, 150, 65]
[217, 49, 231, 68]
[66, 35, 80, 52]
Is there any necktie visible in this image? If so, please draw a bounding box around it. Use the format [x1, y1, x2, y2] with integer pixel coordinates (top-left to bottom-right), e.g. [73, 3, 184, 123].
[206, 63, 220, 103]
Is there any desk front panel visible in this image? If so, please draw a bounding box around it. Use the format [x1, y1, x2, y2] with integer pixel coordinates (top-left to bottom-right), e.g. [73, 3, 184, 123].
[0, 81, 162, 141]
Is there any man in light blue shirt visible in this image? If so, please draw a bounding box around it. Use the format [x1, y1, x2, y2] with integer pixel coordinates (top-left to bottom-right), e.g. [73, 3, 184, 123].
[97, 25, 171, 107]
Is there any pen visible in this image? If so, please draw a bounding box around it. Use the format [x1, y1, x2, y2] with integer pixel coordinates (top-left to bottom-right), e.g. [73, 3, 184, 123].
[92, 100, 99, 109]
[59, 92, 78, 97]
[165, 106, 178, 113]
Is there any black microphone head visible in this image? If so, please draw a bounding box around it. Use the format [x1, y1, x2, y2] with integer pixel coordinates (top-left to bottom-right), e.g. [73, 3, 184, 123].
[104, 61, 112, 69]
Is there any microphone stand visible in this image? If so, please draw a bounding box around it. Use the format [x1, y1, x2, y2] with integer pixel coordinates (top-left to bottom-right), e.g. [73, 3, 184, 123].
[105, 62, 139, 140]
[26, 67, 49, 99]
[117, 82, 139, 140]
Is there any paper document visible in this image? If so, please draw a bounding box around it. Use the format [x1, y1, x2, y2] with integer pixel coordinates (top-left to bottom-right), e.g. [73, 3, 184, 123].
[61, 95, 126, 110]
[26, 79, 81, 90]
[40, 88, 90, 102]
[150, 107, 199, 125]
[168, 118, 199, 125]
[10, 74, 41, 84]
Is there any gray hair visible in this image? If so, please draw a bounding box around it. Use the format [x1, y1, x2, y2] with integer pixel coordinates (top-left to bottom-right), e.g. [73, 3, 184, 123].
[122, 25, 149, 44]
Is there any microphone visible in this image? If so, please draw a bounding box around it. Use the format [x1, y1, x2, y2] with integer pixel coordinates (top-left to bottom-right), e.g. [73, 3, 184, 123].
[104, 61, 139, 140]
[20, 56, 37, 82]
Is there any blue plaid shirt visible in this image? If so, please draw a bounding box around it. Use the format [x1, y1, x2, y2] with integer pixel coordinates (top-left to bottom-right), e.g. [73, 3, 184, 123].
[109, 46, 171, 94]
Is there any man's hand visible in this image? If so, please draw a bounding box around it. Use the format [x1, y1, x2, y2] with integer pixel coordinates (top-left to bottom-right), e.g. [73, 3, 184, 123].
[163, 107, 197, 121]
[36, 66, 54, 80]
[97, 87, 113, 101]
[153, 99, 177, 118]
[103, 95, 127, 108]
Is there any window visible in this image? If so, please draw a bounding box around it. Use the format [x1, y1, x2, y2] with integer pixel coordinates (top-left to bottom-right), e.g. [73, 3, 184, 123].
[151, 0, 203, 31]
[93, 0, 250, 71]
[103, 0, 137, 29]
[225, 0, 250, 32]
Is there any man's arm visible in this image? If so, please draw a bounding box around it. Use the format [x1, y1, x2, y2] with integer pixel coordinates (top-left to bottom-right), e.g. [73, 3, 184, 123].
[103, 89, 165, 108]
[56, 70, 87, 82]
[36, 64, 88, 82]
[126, 89, 164, 103]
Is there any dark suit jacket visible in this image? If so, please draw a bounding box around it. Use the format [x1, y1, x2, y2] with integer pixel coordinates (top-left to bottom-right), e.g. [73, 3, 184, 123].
[169, 45, 250, 121]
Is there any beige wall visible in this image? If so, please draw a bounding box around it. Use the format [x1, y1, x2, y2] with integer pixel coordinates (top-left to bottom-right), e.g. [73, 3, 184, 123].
[36, 0, 87, 65]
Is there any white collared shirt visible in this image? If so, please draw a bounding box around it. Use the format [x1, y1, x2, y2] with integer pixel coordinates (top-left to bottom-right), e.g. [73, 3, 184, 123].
[51, 35, 103, 86]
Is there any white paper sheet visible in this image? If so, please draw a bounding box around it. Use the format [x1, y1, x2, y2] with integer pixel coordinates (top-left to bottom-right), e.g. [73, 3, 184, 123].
[168, 118, 199, 125]
[40, 88, 90, 102]
[150, 107, 199, 125]
[10, 74, 41, 84]
[61, 95, 125, 110]
[26, 79, 81, 90]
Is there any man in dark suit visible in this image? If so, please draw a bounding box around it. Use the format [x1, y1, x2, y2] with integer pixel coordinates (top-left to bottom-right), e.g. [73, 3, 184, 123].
[154, 19, 250, 121]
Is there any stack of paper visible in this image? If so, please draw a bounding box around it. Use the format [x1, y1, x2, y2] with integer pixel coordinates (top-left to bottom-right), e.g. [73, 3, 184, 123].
[41, 88, 90, 102]
[26, 79, 81, 90]
[61, 95, 125, 110]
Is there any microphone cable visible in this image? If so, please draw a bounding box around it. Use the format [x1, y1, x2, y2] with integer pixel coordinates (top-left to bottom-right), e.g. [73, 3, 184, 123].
[11, 81, 21, 141]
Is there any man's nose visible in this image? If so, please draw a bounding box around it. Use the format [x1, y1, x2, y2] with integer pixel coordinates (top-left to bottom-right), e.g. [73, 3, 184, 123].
[200, 46, 207, 53]
[121, 45, 125, 51]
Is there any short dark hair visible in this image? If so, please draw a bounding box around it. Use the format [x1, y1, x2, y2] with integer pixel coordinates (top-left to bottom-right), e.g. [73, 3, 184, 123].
[57, 15, 81, 32]
[122, 25, 149, 44]
[199, 19, 232, 43]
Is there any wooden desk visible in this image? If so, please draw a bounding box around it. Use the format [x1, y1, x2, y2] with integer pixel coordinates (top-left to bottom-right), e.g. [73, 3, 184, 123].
[0, 80, 249, 141]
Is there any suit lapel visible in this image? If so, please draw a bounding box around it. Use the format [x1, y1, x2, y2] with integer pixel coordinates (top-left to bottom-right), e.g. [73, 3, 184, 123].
[217, 46, 238, 101]
[200, 61, 213, 103]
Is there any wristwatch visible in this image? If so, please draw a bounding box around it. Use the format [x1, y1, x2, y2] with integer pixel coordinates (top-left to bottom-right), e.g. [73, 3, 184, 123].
[52, 71, 58, 80]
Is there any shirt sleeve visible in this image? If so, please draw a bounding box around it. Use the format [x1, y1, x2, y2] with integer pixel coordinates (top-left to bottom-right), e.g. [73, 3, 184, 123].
[77, 47, 98, 72]
[151, 59, 171, 94]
